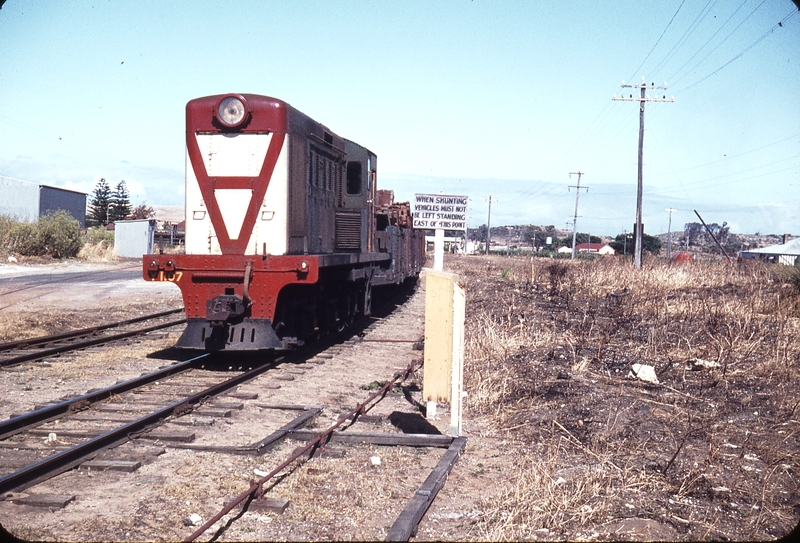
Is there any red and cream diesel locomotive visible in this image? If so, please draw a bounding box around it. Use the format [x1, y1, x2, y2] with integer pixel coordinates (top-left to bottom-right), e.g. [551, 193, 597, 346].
[143, 94, 425, 350]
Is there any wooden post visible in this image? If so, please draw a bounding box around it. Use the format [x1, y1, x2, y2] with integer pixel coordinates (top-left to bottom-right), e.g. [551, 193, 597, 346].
[450, 280, 465, 437]
[423, 269, 465, 436]
[433, 228, 444, 271]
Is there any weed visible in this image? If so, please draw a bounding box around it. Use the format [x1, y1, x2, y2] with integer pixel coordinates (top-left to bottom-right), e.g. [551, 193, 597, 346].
[360, 380, 386, 391]
[774, 264, 800, 293]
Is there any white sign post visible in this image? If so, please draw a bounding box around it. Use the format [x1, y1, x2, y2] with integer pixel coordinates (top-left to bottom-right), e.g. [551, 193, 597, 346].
[413, 193, 468, 271]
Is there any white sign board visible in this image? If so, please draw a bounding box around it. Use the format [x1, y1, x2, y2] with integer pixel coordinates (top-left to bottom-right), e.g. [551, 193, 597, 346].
[413, 193, 468, 231]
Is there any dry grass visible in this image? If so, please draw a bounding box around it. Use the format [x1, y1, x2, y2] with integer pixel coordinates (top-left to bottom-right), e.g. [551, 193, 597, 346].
[446, 255, 800, 541]
[77, 239, 116, 262]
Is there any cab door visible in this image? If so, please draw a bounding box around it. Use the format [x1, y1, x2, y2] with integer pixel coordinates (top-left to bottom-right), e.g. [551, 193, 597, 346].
[336, 141, 373, 253]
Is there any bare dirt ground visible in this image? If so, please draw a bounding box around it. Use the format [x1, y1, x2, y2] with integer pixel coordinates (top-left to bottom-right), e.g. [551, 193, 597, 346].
[1, 255, 799, 541]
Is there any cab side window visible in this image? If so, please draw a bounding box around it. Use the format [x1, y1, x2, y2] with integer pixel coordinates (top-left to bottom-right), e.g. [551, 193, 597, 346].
[346, 161, 362, 194]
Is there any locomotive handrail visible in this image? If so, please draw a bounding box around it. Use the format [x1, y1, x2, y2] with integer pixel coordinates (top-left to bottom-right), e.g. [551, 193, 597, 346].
[243, 261, 253, 308]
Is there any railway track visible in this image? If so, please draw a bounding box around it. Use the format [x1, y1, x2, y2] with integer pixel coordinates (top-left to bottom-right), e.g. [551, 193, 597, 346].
[0, 289, 408, 495]
[183, 357, 465, 543]
[0, 309, 186, 368]
[0, 291, 408, 486]
[0, 351, 292, 495]
[0, 279, 466, 541]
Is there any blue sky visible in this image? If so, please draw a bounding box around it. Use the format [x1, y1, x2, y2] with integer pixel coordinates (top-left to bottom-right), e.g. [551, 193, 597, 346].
[1, 0, 798, 236]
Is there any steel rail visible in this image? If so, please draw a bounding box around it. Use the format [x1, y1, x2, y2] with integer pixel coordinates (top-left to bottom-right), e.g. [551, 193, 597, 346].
[0, 308, 183, 352]
[361, 339, 419, 343]
[184, 357, 424, 543]
[0, 355, 205, 440]
[0, 352, 283, 494]
[0, 317, 187, 368]
[385, 437, 468, 541]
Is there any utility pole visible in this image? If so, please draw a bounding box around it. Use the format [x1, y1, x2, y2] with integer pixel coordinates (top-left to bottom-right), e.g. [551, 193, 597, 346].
[666, 208, 676, 259]
[623, 228, 627, 255]
[485, 195, 493, 255]
[568, 172, 587, 260]
[613, 77, 674, 269]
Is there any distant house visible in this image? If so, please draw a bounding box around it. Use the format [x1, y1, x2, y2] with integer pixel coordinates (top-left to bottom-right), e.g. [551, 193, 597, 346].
[556, 246, 572, 254]
[739, 238, 800, 265]
[0, 176, 87, 228]
[576, 242, 616, 255]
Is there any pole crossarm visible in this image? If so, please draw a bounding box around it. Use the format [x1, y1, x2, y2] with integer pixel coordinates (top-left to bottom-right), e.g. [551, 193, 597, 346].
[613, 95, 675, 102]
[614, 79, 674, 102]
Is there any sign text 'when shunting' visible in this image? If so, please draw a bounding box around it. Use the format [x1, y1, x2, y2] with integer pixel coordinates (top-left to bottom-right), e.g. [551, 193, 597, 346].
[413, 193, 468, 231]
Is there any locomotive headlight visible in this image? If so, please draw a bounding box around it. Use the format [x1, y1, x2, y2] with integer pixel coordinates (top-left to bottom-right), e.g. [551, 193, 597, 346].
[216, 95, 249, 128]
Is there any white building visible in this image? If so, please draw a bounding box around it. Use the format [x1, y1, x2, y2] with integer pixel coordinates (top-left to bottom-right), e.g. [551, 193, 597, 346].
[0, 176, 87, 228]
[739, 238, 800, 265]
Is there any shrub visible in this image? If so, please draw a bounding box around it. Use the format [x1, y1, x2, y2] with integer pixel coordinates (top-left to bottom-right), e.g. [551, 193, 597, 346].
[2, 211, 83, 259]
[38, 211, 82, 258]
[6, 222, 39, 255]
[0, 214, 16, 246]
[84, 226, 115, 248]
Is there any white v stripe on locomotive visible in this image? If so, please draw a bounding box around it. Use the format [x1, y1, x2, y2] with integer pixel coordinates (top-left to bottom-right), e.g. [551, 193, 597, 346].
[197, 133, 271, 240]
[185, 129, 287, 255]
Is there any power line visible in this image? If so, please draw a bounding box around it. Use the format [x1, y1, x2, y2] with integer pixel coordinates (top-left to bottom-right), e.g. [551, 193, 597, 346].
[647, 131, 800, 177]
[675, 6, 798, 94]
[648, 0, 719, 78]
[670, 0, 769, 87]
[628, 0, 689, 82]
[665, 0, 751, 85]
[507, 2, 796, 233]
